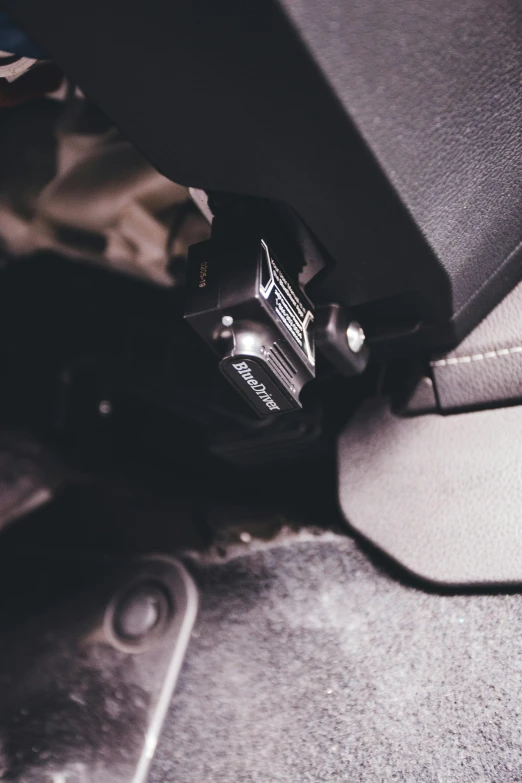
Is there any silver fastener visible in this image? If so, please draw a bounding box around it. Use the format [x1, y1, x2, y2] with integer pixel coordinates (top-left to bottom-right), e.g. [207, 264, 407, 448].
[346, 321, 366, 353]
[222, 315, 234, 327]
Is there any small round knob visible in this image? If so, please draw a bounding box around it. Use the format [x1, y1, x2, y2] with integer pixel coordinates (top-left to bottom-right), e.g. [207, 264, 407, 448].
[113, 584, 168, 641]
[346, 321, 366, 354]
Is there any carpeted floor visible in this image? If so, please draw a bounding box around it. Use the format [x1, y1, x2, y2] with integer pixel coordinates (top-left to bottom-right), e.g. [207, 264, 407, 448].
[149, 532, 522, 782]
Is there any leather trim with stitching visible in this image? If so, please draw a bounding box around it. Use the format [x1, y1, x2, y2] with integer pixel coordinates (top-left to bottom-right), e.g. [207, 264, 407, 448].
[431, 346, 522, 368]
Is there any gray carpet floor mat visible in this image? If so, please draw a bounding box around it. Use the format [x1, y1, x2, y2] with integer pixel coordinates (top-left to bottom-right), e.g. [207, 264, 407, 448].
[148, 532, 522, 782]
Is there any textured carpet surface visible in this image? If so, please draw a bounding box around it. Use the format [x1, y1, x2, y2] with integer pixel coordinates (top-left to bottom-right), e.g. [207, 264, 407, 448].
[148, 533, 522, 782]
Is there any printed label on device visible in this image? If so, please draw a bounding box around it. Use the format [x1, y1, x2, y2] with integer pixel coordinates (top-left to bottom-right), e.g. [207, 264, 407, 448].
[220, 357, 297, 416]
[259, 240, 315, 367]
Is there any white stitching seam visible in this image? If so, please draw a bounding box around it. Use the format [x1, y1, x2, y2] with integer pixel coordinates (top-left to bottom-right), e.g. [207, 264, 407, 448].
[431, 346, 522, 367]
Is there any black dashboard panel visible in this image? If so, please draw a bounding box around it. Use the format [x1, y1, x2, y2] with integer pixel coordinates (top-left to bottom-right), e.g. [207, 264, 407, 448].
[3, 0, 522, 354]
